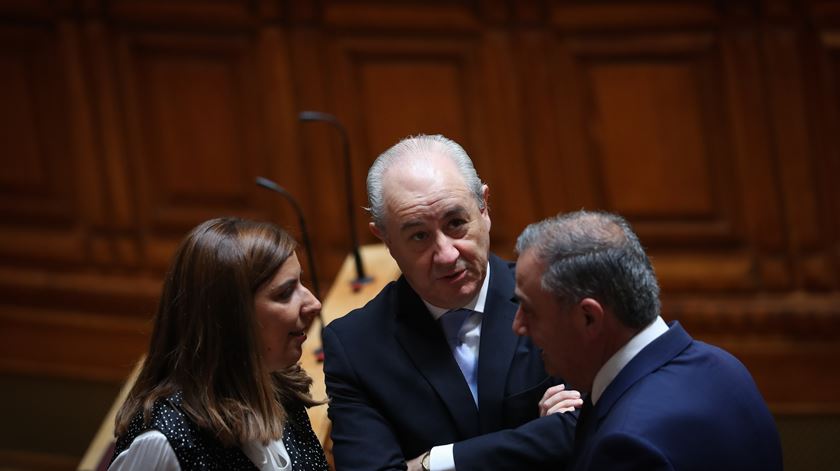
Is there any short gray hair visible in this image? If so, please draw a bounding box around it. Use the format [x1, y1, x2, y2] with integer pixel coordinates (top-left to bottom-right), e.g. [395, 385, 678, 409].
[516, 210, 661, 329]
[366, 135, 485, 229]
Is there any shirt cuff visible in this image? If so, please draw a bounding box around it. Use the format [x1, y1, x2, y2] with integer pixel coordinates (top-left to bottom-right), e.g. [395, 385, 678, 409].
[429, 444, 455, 471]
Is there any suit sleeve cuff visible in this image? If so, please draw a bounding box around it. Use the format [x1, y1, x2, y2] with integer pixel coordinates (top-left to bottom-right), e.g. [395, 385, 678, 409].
[429, 444, 456, 471]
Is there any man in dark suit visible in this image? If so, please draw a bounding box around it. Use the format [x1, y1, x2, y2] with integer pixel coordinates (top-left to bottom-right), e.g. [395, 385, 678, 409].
[323, 135, 579, 471]
[512, 210, 783, 471]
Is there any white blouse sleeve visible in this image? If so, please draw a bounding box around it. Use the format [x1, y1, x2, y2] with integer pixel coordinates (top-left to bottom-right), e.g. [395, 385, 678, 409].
[109, 430, 181, 471]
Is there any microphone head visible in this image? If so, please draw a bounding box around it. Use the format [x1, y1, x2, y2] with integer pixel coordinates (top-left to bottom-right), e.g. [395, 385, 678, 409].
[255, 176, 286, 194]
[298, 111, 338, 124]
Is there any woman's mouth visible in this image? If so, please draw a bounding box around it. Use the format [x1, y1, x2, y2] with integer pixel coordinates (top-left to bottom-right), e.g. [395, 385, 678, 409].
[288, 330, 307, 341]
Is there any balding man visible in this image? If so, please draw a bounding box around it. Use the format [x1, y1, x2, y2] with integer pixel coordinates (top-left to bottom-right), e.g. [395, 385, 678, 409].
[323, 135, 578, 471]
[513, 210, 782, 471]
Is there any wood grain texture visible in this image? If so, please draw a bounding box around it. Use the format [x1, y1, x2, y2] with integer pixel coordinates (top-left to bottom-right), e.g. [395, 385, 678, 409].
[0, 0, 837, 415]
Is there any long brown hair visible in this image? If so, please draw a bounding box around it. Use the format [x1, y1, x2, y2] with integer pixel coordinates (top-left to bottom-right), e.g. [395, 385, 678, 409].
[115, 217, 320, 446]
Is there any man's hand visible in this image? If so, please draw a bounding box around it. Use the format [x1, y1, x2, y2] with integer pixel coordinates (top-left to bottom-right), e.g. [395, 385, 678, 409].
[539, 384, 583, 417]
[406, 452, 427, 471]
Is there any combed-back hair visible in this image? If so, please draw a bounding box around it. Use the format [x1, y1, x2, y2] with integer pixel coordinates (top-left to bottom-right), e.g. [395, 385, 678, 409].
[114, 217, 320, 446]
[516, 210, 661, 329]
[366, 134, 484, 229]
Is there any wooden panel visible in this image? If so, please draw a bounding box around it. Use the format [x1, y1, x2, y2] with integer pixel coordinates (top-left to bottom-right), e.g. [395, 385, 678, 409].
[333, 37, 477, 162]
[0, 25, 74, 226]
[0, 0, 836, 418]
[542, 26, 763, 292]
[323, 1, 480, 30]
[0, 306, 149, 381]
[588, 60, 716, 217]
[326, 29, 533, 254]
[117, 30, 272, 266]
[563, 32, 740, 238]
[320, 34, 490, 263]
[549, 1, 716, 30]
[810, 23, 840, 289]
[108, 0, 256, 27]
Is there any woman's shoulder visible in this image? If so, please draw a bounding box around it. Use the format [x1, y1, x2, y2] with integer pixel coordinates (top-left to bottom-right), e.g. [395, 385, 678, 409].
[112, 392, 192, 461]
[110, 430, 180, 471]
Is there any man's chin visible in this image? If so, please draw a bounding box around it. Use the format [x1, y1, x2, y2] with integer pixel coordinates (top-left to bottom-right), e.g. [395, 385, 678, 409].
[439, 284, 480, 305]
[540, 350, 559, 376]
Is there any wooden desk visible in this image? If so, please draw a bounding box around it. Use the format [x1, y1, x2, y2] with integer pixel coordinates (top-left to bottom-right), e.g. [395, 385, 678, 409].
[78, 244, 400, 470]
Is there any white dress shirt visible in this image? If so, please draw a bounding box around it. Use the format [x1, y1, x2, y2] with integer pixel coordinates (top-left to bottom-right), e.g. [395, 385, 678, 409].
[591, 316, 669, 405]
[420, 263, 491, 471]
[109, 430, 292, 471]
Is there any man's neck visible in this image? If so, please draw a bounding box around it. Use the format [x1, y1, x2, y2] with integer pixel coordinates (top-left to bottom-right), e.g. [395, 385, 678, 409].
[590, 316, 669, 404]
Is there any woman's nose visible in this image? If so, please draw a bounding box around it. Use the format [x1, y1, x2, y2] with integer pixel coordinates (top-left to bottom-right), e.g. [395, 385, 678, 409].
[302, 286, 322, 318]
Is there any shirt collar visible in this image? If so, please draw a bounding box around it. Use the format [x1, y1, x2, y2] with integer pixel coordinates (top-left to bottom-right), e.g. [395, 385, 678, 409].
[591, 316, 668, 405]
[423, 262, 491, 321]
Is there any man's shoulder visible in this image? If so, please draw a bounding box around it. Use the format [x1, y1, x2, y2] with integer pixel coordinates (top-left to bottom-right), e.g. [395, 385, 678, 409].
[489, 252, 515, 272]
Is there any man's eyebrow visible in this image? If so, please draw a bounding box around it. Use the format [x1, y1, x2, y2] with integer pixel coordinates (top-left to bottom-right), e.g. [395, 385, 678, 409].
[398, 205, 468, 233]
[399, 219, 425, 232]
[442, 206, 468, 219]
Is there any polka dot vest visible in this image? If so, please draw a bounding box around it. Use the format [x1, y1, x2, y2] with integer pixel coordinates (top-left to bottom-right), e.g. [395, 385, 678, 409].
[111, 391, 328, 471]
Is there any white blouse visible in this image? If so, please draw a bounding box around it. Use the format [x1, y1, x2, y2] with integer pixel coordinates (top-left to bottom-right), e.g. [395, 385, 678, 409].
[109, 430, 292, 471]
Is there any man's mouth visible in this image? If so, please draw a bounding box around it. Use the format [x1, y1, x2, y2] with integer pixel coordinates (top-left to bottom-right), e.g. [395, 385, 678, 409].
[439, 268, 467, 281]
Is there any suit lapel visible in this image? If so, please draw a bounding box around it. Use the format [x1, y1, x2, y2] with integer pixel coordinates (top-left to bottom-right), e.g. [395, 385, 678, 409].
[591, 322, 692, 426]
[476, 255, 520, 433]
[394, 278, 480, 438]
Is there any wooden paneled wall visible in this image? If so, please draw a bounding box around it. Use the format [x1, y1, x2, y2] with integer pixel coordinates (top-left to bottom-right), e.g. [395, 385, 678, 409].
[0, 0, 838, 413]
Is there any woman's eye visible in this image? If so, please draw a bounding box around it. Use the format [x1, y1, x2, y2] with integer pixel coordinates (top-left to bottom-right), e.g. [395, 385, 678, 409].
[276, 285, 296, 301]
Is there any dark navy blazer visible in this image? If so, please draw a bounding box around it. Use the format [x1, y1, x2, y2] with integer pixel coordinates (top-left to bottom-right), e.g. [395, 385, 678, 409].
[323, 254, 575, 471]
[571, 322, 783, 471]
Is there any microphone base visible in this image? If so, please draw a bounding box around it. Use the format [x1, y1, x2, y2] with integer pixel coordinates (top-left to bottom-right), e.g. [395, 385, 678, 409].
[350, 276, 374, 292]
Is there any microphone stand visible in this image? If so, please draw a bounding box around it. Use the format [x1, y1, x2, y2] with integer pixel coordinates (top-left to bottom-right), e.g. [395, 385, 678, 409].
[298, 111, 373, 291]
[256, 176, 325, 361]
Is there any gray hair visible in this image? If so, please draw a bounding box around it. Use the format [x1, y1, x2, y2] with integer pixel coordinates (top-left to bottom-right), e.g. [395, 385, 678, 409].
[366, 134, 485, 229]
[515, 210, 661, 329]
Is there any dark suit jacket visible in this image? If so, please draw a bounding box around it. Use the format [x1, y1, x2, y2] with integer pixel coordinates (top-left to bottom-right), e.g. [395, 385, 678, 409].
[571, 321, 782, 471]
[323, 254, 575, 471]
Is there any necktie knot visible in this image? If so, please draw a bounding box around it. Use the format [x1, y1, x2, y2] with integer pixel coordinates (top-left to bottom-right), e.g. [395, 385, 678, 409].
[440, 308, 472, 345]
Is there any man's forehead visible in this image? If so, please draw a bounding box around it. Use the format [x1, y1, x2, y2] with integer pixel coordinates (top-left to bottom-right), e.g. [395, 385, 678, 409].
[516, 250, 545, 286]
[396, 204, 469, 230]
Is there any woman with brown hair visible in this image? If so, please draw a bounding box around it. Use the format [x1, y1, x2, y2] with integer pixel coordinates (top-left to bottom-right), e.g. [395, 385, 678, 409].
[109, 217, 329, 471]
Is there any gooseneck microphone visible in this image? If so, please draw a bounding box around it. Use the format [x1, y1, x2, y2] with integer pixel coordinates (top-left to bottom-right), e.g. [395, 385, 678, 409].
[298, 111, 372, 290]
[255, 176, 322, 304]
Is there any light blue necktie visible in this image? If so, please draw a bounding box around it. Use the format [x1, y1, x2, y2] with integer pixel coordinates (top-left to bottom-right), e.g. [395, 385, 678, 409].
[440, 308, 481, 404]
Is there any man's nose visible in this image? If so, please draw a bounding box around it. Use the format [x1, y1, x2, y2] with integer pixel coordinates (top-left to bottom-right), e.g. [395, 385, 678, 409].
[433, 233, 459, 265]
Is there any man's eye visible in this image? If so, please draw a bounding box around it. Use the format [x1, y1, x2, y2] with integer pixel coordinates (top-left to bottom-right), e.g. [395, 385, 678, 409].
[449, 219, 467, 228]
[410, 232, 428, 242]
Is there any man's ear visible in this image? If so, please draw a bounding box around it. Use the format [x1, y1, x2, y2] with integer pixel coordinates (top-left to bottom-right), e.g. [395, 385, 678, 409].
[480, 184, 491, 228]
[579, 298, 605, 338]
[369, 222, 385, 242]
